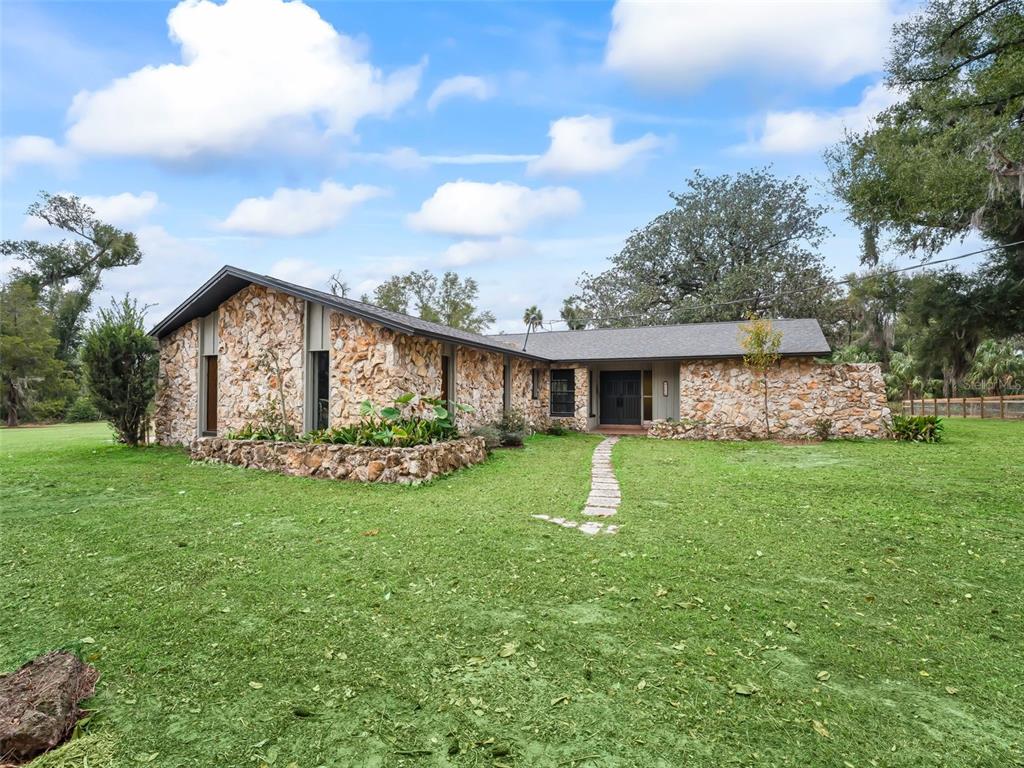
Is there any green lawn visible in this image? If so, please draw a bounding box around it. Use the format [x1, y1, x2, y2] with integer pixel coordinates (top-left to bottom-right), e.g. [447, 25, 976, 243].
[2, 421, 1022, 768]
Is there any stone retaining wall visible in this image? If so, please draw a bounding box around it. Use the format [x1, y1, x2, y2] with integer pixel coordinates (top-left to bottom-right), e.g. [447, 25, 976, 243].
[190, 436, 488, 484]
[651, 358, 888, 440]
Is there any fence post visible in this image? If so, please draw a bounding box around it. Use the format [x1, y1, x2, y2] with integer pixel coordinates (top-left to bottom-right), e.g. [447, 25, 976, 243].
[946, 397, 950, 417]
[980, 395, 985, 419]
[910, 398, 915, 415]
[961, 396, 967, 418]
[1000, 393, 1005, 420]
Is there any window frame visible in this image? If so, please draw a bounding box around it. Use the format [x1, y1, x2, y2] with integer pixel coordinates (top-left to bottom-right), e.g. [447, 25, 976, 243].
[531, 368, 540, 400]
[549, 369, 576, 417]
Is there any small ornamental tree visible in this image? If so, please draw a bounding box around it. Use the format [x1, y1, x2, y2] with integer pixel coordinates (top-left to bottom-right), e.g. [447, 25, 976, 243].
[739, 315, 782, 437]
[81, 297, 158, 445]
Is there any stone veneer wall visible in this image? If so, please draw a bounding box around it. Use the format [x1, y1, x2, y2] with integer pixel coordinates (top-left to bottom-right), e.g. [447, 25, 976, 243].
[191, 436, 487, 484]
[510, 357, 550, 424]
[455, 347, 505, 428]
[217, 285, 306, 435]
[328, 311, 442, 424]
[154, 320, 199, 446]
[652, 358, 888, 440]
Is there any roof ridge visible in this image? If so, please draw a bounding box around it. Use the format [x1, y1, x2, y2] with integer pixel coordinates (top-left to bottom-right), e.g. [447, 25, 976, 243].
[495, 317, 816, 337]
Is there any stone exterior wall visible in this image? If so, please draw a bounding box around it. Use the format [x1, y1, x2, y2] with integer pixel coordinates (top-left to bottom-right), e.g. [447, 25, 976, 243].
[509, 357, 550, 424]
[154, 320, 199, 446]
[328, 311, 442, 424]
[191, 435, 487, 484]
[455, 347, 505, 428]
[218, 284, 306, 435]
[652, 358, 888, 440]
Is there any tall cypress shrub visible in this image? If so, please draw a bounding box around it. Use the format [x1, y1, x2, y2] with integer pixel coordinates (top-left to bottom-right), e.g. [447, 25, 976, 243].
[81, 297, 158, 445]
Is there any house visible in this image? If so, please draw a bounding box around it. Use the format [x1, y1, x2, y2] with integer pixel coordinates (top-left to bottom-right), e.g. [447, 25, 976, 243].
[150, 265, 889, 445]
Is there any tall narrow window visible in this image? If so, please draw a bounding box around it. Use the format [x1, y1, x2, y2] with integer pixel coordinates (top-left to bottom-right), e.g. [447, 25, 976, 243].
[550, 369, 575, 417]
[642, 370, 653, 421]
[588, 369, 595, 417]
[311, 351, 330, 431]
[204, 356, 218, 433]
[531, 368, 540, 400]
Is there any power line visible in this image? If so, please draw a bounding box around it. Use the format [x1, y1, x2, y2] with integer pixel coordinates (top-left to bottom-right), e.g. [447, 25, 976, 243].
[540, 240, 1023, 331]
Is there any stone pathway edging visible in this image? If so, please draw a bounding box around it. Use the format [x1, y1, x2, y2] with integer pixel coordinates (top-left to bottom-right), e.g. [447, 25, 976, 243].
[533, 436, 620, 535]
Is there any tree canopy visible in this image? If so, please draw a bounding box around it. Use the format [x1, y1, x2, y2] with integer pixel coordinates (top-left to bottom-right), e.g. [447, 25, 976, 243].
[1, 193, 144, 362]
[364, 270, 495, 333]
[570, 169, 842, 340]
[826, 0, 1023, 261]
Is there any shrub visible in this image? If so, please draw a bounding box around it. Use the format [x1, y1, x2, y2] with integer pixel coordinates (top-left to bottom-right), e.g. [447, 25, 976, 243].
[545, 423, 570, 436]
[499, 430, 525, 447]
[812, 417, 833, 441]
[888, 414, 943, 443]
[65, 395, 101, 423]
[81, 297, 158, 445]
[32, 398, 70, 422]
[229, 393, 475, 448]
[498, 408, 527, 434]
[471, 425, 503, 451]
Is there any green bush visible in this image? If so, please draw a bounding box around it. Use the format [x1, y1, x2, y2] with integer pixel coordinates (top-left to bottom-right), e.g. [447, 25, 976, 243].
[81, 297, 158, 445]
[888, 414, 943, 443]
[471, 425, 503, 451]
[499, 430, 525, 447]
[32, 398, 70, 422]
[545, 423, 570, 436]
[229, 393, 475, 447]
[65, 395, 101, 423]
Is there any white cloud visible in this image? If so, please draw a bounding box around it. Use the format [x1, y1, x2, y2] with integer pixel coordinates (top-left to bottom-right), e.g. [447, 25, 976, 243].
[427, 75, 493, 111]
[65, 0, 422, 160]
[440, 237, 534, 266]
[221, 181, 384, 236]
[408, 180, 582, 237]
[743, 82, 901, 153]
[82, 191, 160, 226]
[2, 135, 76, 177]
[528, 115, 661, 175]
[605, 0, 894, 89]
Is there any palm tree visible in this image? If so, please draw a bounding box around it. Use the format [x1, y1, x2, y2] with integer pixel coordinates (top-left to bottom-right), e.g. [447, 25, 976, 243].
[968, 339, 1024, 418]
[522, 305, 544, 333]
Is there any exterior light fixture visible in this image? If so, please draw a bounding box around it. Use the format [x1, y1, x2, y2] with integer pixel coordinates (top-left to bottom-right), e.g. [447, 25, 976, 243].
[662, 380, 669, 397]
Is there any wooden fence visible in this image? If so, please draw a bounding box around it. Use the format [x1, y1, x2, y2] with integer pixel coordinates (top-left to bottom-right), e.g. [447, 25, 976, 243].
[893, 393, 1024, 420]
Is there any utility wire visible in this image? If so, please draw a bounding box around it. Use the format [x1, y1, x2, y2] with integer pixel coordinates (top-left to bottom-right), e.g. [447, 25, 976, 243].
[538, 240, 1023, 331]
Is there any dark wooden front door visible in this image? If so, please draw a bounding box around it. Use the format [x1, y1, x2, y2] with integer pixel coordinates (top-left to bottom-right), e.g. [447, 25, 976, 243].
[600, 370, 642, 424]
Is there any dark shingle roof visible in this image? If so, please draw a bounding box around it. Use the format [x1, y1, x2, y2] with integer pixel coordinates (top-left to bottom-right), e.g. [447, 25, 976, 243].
[149, 265, 831, 362]
[497, 319, 830, 361]
[148, 265, 539, 359]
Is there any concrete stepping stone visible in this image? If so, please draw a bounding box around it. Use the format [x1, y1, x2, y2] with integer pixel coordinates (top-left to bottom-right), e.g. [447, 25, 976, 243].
[532, 436, 623, 536]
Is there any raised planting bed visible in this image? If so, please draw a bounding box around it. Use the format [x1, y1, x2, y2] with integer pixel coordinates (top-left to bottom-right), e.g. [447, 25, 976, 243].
[190, 435, 487, 484]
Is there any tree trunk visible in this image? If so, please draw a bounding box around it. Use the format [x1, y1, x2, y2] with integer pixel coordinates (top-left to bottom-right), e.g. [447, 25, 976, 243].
[6, 404, 17, 428]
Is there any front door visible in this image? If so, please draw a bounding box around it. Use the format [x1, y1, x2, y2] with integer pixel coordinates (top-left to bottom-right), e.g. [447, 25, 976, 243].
[600, 370, 642, 424]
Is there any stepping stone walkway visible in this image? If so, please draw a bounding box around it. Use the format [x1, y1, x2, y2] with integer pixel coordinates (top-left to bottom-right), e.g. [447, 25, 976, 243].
[533, 436, 620, 535]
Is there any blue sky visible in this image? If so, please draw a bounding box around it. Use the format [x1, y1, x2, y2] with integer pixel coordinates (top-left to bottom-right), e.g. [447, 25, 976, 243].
[2, 0, 962, 332]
